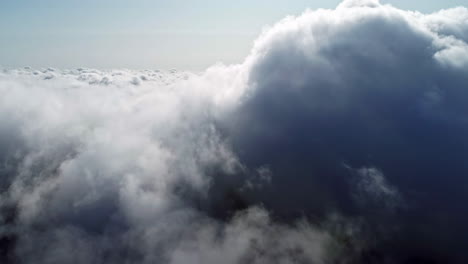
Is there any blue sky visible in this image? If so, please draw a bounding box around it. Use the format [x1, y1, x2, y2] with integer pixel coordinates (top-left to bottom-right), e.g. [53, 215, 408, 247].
[1, 0, 467, 70]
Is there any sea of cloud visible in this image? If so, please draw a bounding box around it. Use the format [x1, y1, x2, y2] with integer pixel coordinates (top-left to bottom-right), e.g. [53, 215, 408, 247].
[1, 0, 468, 263]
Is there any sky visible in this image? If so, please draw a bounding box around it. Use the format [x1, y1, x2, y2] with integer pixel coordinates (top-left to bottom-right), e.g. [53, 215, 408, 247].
[1, 0, 467, 70]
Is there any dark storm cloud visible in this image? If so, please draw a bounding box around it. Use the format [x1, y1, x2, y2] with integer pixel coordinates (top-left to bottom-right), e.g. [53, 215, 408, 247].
[1, 0, 468, 263]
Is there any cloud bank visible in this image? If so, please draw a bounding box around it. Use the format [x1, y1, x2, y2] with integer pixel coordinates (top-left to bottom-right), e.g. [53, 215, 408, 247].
[1, 0, 468, 263]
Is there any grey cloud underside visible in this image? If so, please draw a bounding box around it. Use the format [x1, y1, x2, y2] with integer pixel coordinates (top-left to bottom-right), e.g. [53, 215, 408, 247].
[1, 0, 468, 263]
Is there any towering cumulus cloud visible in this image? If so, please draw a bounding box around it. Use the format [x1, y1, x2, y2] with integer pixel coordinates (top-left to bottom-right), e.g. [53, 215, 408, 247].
[1, 0, 468, 263]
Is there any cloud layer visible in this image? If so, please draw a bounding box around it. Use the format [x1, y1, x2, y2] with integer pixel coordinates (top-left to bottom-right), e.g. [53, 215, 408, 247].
[1, 0, 468, 263]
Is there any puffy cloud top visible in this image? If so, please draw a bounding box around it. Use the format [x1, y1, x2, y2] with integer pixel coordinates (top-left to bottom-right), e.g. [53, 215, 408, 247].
[337, 0, 381, 9]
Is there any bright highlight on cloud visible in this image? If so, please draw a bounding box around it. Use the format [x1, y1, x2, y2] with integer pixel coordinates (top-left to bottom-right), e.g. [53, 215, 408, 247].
[1, 0, 468, 263]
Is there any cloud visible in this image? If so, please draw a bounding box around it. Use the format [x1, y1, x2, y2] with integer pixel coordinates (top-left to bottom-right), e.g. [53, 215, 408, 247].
[0, 68, 337, 264]
[1, 0, 468, 263]
[223, 0, 468, 261]
[350, 167, 402, 211]
[169, 207, 331, 264]
[337, 0, 381, 9]
[0, 68, 242, 263]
